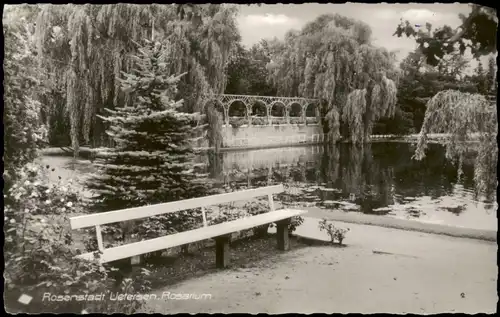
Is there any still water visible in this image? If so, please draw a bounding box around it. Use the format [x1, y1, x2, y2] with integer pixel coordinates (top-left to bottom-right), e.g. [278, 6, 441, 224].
[203, 143, 497, 231]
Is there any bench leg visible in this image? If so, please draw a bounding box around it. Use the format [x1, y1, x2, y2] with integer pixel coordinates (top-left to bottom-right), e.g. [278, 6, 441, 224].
[276, 219, 290, 251]
[214, 235, 231, 269]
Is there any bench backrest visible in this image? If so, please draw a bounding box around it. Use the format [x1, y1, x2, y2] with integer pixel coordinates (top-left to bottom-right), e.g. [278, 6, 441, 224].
[70, 184, 284, 230]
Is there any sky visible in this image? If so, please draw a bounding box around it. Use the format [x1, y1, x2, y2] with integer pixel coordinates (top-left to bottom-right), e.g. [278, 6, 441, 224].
[236, 3, 488, 71]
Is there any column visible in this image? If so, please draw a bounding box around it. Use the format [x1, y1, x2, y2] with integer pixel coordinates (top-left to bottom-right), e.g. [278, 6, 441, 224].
[223, 105, 229, 126]
[267, 105, 272, 126]
[302, 105, 307, 125]
[285, 107, 290, 125]
[246, 104, 252, 126]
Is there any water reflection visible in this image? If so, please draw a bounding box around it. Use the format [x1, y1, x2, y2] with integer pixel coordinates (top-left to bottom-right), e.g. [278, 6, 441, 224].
[204, 143, 497, 230]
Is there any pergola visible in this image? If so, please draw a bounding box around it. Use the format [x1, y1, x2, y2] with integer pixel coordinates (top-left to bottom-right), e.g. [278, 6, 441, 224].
[204, 94, 321, 126]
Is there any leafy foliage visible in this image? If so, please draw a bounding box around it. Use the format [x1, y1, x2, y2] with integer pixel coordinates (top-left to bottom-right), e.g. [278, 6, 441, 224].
[3, 11, 48, 190]
[266, 14, 398, 143]
[242, 199, 305, 236]
[225, 41, 277, 96]
[86, 40, 212, 240]
[394, 5, 497, 66]
[376, 48, 481, 135]
[414, 90, 497, 200]
[3, 163, 152, 313]
[31, 4, 240, 154]
[318, 218, 350, 245]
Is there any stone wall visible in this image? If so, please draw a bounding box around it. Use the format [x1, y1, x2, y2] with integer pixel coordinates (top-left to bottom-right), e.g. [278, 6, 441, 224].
[222, 124, 324, 148]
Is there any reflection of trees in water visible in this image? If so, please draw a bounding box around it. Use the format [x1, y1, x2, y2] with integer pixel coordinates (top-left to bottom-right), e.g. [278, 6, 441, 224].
[320, 144, 340, 186]
[267, 164, 274, 185]
[289, 162, 307, 183]
[207, 150, 224, 179]
[342, 144, 364, 197]
[371, 143, 474, 200]
[207, 143, 485, 214]
[321, 143, 395, 213]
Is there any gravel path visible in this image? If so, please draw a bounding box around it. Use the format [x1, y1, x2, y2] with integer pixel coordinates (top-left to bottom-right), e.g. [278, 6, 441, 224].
[139, 217, 497, 314]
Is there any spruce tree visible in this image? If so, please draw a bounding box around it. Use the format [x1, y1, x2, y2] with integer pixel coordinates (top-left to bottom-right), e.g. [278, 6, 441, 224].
[87, 40, 210, 240]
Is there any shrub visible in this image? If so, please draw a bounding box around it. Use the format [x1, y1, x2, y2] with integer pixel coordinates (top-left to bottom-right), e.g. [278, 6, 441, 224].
[318, 218, 350, 245]
[244, 199, 270, 237]
[3, 163, 152, 313]
[3, 21, 48, 191]
[288, 216, 304, 233]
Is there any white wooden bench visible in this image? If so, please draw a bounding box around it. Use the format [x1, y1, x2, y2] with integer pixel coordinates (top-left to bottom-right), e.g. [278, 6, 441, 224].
[70, 184, 306, 268]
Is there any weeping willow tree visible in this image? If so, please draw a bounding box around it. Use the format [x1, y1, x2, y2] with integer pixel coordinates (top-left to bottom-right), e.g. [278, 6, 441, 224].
[205, 101, 224, 151]
[33, 4, 240, 156]
[266, 14, 398, 143]
[414, 90, 497, 201]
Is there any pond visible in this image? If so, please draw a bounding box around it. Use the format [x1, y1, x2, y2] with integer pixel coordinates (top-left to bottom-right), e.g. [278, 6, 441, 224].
[42, 142, 497, 231]
[203, 142, 497, 231]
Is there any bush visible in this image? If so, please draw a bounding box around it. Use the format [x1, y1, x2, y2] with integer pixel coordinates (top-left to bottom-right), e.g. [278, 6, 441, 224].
[318, 218, 350, 245]
[3, 20, 48, 191]
[288, 216, 304, 233]
[244, 199, 270, 237]
[4, 163, 152, 313]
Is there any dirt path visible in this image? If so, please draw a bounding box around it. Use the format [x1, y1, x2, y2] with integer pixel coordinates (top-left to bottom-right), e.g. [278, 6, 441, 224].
[139, 218, 497, 314]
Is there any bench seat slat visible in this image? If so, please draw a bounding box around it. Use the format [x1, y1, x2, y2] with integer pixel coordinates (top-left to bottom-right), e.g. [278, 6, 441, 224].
[76, 208, 306, 263]
[71, 184, 284, 229]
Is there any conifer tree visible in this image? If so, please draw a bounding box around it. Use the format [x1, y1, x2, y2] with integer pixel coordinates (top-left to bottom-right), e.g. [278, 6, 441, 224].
[87, 40, 210, 239]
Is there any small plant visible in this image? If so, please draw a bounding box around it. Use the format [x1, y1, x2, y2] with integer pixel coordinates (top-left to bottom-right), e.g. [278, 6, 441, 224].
[332, 227, 350, 245]
[288, 216, 304, 233]
[318, 218, 350, 245]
